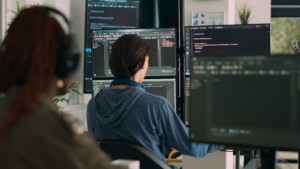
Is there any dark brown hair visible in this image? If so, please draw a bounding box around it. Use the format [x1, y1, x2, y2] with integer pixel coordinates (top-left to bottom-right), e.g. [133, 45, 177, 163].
[0, 6, 68, 139]
[109, 34, 150, 79]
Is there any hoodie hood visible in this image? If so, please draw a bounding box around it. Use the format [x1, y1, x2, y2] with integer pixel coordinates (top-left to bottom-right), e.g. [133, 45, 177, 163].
[91, 86, 145, 127]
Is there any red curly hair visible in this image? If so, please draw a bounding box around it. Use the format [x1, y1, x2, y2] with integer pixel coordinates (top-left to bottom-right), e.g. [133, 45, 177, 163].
[0, 6, 68, 139]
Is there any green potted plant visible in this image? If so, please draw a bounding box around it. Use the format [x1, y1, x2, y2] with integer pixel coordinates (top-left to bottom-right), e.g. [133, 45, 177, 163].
[53, 81, 82, 111]
[236, 1, 252, 25]
[7, 1, 32, 27]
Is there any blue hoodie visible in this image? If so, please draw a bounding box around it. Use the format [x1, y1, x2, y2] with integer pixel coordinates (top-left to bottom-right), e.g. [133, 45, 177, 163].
[87, 80, 223, 163]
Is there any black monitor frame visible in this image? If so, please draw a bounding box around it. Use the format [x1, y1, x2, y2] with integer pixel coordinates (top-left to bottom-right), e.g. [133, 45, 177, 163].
[91, 28, 177, 78]
[184, 24, 271, 76]
[92, 78, 177, 110]
[189, 55, 300, 151]
[84, 0, 141, 93]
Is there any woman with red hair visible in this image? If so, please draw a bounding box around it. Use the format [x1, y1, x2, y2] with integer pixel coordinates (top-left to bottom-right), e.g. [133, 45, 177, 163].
[0, 6, 113, 169]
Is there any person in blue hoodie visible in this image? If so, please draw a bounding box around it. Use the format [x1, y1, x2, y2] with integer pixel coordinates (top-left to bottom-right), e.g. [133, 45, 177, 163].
[87, 34, 224, 166]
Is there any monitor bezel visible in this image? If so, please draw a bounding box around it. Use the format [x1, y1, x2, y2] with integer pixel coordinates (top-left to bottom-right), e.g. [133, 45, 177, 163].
[188, 54, 300, 151]
[91, 28, 178, 79]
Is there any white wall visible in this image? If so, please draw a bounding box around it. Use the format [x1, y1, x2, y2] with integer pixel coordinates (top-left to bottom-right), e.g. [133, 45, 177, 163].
[184, 0, 235, 26]
[4, 0, 70, 32]
[184, 0, 270, 26]
[234, 0, 271, 24]
[70, 0, 89, 104]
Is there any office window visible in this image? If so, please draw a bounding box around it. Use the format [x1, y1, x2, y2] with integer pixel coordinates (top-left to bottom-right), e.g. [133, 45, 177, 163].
[271, 17, 300, 55]
[271, 0, 300, 55]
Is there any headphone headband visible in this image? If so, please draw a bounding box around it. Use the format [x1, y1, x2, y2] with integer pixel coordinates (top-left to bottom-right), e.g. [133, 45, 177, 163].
[43, 6, 80, 78]
[43, 6, 70, 25]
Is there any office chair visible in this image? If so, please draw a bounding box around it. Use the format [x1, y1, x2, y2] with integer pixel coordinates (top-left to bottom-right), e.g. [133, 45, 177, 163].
[98, 140, 171, 169]
[166, 149, 182, 165]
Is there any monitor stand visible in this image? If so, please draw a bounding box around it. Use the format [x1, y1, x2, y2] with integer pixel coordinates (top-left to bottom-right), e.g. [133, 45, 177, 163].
[243, 149, 299, 169]
[260, 149, 275, 169]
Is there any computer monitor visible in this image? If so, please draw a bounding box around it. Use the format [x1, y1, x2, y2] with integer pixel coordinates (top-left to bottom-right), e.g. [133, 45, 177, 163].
[93, 79, 176, 109]
[92, 79, 111, 96]
[185, 24, 270, 75]
[189, 55, 300, 150]
[92, 28, 177, 78]
[84, 0, 140, 93]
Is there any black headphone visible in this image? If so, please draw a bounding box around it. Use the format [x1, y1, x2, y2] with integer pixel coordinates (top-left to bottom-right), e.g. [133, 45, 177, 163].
[44, 7, 80, 78]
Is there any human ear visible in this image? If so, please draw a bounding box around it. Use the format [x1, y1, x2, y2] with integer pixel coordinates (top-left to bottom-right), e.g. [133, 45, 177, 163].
[141, 55, 149, 69]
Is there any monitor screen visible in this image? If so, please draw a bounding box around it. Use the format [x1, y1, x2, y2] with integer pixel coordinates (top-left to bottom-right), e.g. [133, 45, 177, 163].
[271, 17, 300, 55]
[93, 79, 176, 109]
[84, 0, 140, 93]
[189, 55, 300, 150]
[185, 77, 191, 126]
[92, 28, 177, 78]
[185, 24, 271, 75]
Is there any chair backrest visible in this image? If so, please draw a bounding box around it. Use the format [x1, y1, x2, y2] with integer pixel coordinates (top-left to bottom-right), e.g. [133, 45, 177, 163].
[98, 140, 171, 169]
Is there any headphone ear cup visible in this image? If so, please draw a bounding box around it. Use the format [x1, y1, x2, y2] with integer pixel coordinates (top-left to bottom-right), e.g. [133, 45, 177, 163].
[55, 34, 80, 78]
[43, 6, 80, 78]
[55, 42, 69, 77]
[68, 33, 80, 74]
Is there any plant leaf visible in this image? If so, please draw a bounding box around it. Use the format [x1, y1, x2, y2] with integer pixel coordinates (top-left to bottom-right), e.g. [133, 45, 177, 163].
[16, 1, 20, 13]
[20, 4, 32, 11]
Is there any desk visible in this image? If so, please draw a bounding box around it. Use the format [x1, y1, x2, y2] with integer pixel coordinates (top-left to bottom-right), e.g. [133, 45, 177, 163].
[182, 151, 236, 169]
